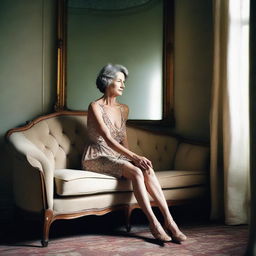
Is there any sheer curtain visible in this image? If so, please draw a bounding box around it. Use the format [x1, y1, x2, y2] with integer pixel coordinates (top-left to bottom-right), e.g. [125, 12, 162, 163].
[210, 0, 250, 224]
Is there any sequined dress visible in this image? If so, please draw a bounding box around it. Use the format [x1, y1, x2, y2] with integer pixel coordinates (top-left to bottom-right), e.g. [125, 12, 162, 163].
[81, 103, 131, 178]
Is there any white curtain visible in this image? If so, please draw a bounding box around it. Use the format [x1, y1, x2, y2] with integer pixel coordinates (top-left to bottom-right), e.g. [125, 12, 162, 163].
[210, 0, 250, 224]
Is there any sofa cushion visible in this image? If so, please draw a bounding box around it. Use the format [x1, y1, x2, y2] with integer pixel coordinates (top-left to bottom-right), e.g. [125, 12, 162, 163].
[54, 169, 208, 196]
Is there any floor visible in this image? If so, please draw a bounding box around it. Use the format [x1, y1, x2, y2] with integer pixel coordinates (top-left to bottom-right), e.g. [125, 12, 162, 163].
[0, 205, 249, 256]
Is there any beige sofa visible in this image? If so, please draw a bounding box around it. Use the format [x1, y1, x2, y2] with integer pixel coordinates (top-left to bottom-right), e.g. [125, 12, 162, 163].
[6, 111, 209, 247]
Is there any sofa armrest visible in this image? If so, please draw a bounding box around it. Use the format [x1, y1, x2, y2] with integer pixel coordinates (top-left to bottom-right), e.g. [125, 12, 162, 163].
[8, 133, 54, 210]
[174, 142, 210, 171]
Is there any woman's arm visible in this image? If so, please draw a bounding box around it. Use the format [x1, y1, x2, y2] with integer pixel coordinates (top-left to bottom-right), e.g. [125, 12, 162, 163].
[120, 104, 129, 149]
[121, 132, 129, 149]
[89, 102, 152, 170]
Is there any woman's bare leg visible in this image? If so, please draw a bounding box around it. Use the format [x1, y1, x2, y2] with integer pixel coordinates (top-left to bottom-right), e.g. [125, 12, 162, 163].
[143, 168, 172, 221]
[143, 167, 186, 241]
[122, 163, 158, 225]
[122, 162, 171, 241]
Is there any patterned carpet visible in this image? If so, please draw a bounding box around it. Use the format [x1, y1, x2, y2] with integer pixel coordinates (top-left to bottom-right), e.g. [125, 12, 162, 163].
[0, 221, 248, 256]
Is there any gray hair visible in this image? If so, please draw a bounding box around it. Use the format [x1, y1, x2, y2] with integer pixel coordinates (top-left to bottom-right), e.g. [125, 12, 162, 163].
[96, 64, 128, 93]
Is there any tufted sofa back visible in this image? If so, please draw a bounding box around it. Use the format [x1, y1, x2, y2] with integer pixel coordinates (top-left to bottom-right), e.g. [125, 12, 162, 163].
[13, 113, 182, 171]
[127, 127, 178, 171]
[21, 115, 88, 169]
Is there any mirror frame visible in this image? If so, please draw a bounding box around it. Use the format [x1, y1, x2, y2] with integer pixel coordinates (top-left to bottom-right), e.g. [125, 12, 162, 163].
[55, 0, 174, 127]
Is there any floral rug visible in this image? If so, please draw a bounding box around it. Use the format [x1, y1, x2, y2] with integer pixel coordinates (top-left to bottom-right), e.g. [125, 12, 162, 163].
[0, 223, 248, 256]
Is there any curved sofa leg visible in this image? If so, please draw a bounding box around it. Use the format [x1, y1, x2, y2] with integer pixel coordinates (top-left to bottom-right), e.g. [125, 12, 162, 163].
[125, 205, 134, 232]
[41, 209, 53, 247]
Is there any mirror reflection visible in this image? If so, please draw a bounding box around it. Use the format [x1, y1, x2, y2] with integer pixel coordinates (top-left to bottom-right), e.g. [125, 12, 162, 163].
[67, 0, 163, 120]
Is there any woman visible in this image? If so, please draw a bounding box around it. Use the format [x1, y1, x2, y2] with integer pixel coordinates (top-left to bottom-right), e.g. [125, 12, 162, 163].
[82, 64, 187, 243]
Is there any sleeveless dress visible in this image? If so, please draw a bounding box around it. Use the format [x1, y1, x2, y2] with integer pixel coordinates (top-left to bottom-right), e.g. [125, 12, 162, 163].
[81, 103, 131, 178]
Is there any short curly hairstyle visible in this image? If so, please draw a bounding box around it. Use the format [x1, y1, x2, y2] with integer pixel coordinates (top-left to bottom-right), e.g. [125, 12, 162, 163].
[96, 64, 128, 93]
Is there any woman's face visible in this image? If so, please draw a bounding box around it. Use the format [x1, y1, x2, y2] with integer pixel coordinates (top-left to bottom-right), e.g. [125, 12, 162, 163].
[107, 72, 126, 96]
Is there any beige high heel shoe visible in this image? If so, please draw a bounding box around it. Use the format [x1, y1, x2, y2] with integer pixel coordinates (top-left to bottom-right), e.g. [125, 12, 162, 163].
[164, 222, 187, 243]
[149, 223, 172, 242]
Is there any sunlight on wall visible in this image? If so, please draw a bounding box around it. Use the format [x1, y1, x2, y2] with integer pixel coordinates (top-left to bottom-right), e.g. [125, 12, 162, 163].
[148, 67, 162, 120]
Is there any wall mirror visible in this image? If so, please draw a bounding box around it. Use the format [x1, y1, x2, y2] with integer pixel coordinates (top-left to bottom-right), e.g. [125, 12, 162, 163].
[56, 0, 174, 126]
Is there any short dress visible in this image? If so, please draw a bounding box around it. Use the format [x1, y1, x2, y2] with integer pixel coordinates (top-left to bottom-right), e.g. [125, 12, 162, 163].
[81, 103, 131, 178]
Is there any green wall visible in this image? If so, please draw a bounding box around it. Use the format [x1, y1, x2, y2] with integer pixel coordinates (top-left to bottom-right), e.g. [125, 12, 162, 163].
[174, 0, 212, 140]
[0, 0, 57, 220]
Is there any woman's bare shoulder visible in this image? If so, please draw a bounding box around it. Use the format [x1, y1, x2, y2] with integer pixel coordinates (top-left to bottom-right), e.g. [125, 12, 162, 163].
[120, 103, 129, 112]
[88, 101, 101, 113]
[120, 103, 129, 119]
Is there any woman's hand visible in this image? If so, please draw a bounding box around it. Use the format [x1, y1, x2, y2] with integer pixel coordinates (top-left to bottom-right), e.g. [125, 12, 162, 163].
[132, 155, 153, 170]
